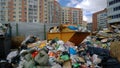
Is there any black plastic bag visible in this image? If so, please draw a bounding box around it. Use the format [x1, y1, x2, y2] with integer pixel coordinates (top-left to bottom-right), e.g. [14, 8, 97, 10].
[101, 57, 120, 68]
[0, 62, 13, 68]
[87, 46, 110, 57]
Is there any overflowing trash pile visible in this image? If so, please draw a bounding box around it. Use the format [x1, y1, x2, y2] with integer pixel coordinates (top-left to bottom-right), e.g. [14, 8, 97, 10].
[4, 34, 120, 68]
[1, 23, 120, 68]
[49, 24, 88, 33]
[111, 24, 120, 33]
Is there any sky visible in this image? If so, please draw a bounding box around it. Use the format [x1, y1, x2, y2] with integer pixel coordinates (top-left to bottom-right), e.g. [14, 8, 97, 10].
[57, 0, 107, 23]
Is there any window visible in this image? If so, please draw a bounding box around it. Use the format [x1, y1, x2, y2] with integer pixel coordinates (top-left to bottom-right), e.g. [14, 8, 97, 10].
[13, 16, 16, 18]
[45, 21, 47, 23]
[19, 11, 21, 13]
[34, 5, 37, 8]
[113, 6, 120, 11]
[29, 5, 32, 7]
[119, 14, 120, 18]
[34, 9, 37, 11]
[44, 0, 47, 2]
[109, 0, 120, 5]
[34, 20, 37, 22]
[19, 7, 21, 9]
[14, 4, 16, 6]
[111, 14, 120, 19]
[25, 12, 27, 14]
[19, 15, 21, 17]
[19, 19, 21, 21]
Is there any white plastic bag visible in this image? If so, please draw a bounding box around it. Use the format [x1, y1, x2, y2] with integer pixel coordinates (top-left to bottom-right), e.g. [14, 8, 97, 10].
[7, 51, 18, 63]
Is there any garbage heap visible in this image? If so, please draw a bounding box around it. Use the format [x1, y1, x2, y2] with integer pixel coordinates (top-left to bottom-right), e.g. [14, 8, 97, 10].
[96, 28, 120, 64]
[49, 24, 88, 33]
[6, 34, 120, 68]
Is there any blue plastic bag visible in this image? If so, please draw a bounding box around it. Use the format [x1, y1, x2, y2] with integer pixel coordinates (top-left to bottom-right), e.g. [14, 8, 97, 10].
[68, 26, 78, 30]
[69, 47, 77, 55]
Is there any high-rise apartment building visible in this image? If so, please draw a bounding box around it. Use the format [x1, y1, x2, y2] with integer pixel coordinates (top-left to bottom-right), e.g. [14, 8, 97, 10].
[107, 0, 120, 24]
[40, 0, 61, 23]
[61, 7, 83, 24]
[8, 0, 28, 22]
[27, 0, 38, 22]
[92, 9, 107, 31]
[0, 0, 8, 22]
[8, 0, 39, 22]
[97, 9, 107, 30]
[52, 0, 61, 23]
[38, 0, 61, 23]
[0, 0, 82, 24]
[39, 0, 49, 23]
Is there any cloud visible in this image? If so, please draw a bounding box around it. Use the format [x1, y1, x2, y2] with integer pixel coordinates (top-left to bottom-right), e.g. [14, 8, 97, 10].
[83, 15, 88, 21]
[83, 15, 92, 22]
[67, 0, 79, 7]
[75, 0, 107, 13]
[56, 0, 60, 2]
[65, 0, 107, 23]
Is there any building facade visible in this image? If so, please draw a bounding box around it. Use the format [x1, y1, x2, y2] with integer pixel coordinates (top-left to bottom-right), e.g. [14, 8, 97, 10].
[97, 10, 107, 30]
[8, 0, 39, 22]
[27, 0, 38, 22]
[39, 0, 49, 23]
[48, 0, 61, 23]
[92, 9, 107, 31]
[7, 0, 61, 23]
[61, 7, 83, 24]
[0, 0, 8, 22]
[53, 0, 61, 23]
[8, 0, 28, 22]
[82, 21, 87, 27]
[107, 0, 120, 24]
[0, 0, 82, 24]
[87, 23, 93, 31]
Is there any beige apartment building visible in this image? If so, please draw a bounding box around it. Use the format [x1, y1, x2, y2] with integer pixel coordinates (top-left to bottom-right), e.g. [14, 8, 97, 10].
[61, 7, 83, 24]
[82, 21, 87, 27]
[39, 0, 61, 23]
[8, 0, 38, 22]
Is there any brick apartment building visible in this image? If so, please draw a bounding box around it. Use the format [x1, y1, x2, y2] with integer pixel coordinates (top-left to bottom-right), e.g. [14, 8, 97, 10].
[92, 9, 107, 31]
[0, 0, 83, 24]
[61, 7, 83, 24]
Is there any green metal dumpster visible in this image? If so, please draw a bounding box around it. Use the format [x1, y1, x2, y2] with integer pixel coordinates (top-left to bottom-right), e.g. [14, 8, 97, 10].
[0, 23, 11, 59]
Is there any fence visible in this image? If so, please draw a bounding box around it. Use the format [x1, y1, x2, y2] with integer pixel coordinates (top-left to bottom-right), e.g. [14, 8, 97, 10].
[1, 22, 60, 40]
